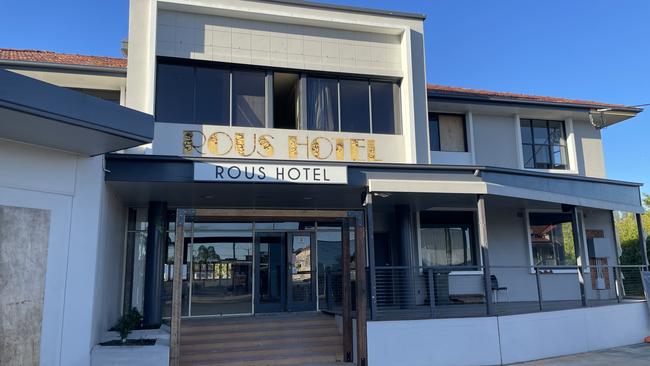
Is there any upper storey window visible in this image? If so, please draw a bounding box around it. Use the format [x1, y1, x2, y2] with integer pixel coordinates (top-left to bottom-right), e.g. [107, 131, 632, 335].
[306, 77, 400, 134]
[428, 113, 467, 152]
[155, 58, 401, 135]
[520, 119, 568, 170]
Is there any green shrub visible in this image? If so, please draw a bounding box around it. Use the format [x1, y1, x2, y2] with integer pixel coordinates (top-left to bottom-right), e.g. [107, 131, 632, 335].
[113, 307, 143, 343]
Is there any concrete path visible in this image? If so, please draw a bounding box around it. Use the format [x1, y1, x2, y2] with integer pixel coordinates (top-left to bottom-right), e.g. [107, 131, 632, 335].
[511, 343, 650, 365]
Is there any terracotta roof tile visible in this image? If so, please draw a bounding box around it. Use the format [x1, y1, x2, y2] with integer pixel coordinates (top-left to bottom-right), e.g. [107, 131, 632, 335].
[0, 48, 633, 110]
[427, 84, 629, 110]
[0, 48, 126, 69]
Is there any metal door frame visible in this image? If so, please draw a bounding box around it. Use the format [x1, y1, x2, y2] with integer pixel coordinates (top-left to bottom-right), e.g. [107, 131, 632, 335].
[254, 231, 287, 313]
[170, 208, 367, 366]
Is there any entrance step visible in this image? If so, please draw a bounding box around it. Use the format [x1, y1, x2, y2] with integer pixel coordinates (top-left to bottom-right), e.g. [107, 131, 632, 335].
[180, 312, 345, 366]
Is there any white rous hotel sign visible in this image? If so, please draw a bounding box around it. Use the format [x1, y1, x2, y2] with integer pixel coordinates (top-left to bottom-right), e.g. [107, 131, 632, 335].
[194, 162, 348, 184]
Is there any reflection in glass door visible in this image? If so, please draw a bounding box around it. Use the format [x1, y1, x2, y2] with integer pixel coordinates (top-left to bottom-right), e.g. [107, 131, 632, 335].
[288, 232, 316, 311]
[188, 224, 253, 316]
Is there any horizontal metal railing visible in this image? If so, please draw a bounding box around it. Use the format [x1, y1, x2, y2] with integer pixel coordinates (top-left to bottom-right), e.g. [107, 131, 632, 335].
[370, 264, 647, 320]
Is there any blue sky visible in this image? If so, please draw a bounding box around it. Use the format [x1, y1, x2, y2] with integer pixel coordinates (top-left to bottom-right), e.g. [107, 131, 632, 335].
[2, 0, 648, 194]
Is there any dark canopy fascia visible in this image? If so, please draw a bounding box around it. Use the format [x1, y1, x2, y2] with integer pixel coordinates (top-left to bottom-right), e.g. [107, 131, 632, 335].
[0, 69, 153, 156]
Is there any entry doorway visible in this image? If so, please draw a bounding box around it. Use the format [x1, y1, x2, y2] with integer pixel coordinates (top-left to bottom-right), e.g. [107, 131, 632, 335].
[255, 231, 317, 313]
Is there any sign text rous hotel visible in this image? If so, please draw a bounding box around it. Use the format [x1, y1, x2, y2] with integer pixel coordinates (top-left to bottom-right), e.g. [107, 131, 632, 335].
[183, 130, 382, 162]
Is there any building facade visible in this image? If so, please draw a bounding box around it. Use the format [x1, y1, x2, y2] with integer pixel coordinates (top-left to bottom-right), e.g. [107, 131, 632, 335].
[1, 1, 649, 366]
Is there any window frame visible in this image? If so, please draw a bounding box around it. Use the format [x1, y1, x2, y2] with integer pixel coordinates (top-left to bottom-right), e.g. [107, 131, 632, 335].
[154, 57, 402, 135]
[524, 209, 584, 273]
[520, 118, 569, 170]
[428, 112, 468, 152]
[516, 116, 578, 174]
[416, 210, 481, 272]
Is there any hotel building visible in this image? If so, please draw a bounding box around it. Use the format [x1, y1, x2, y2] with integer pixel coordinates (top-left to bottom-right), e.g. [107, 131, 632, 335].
[0, 1, 648, 365]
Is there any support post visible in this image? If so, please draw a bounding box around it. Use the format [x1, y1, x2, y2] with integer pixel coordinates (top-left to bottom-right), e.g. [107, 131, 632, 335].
[341, 220, 353, 363]
[169, 209, 186, 366]
[428, 268, 436, 318]
[570, 206, 589, 307]
[636, 213, 648, 269]
[364, 192, 377, 320]
[353, 212, 368, 366]
[535, 267, 543, 311]
[143, 201, 168, 327]
[477, 195, 495, 315]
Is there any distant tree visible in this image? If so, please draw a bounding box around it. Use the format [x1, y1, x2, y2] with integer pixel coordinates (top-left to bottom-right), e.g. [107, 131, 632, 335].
[616, 195, 650, 265]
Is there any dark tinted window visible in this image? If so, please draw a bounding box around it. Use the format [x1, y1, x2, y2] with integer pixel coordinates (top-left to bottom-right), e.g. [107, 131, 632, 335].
[232, 70, 266, 128]
[371, 82, 398, 134]
[195, 67, 230, 125]
[428, 114, 440, 151]
[340, 79, 370, 133]
[156, 63, 194, 123]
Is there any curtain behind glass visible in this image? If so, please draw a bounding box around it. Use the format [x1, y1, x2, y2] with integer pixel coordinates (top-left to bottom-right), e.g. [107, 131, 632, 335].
[307, 77, 339, 131]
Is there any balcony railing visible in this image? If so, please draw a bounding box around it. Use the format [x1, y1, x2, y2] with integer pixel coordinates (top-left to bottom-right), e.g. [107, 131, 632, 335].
[321, 265, 647, 320]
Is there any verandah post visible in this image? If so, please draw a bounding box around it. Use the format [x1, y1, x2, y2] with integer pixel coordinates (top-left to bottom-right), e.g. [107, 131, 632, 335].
[636, 213, 649, 269]
[477, 195, 495, 315]
[341, 219, 353, 362]
[570, 206, 589, 307]
[169, 209, 187, 366]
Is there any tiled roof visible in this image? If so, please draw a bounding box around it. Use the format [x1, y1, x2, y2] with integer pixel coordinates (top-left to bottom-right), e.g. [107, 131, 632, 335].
[0, 48, 126, 69]
[0, 48, 636, 111]
[427, 84, 634, 110]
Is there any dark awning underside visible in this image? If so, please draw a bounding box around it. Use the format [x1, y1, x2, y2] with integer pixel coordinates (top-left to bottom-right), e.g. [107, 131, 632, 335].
[0, 69, 153, 156]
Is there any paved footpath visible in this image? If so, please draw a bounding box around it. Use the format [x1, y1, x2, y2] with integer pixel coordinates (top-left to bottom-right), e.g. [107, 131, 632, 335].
[511, 343, 650, 365]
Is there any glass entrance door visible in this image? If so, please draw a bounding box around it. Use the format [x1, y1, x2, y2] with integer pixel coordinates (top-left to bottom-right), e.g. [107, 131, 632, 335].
[287, 232, 317, 311]
[254, 231, 317, 312]
[255, 232, 287, 313]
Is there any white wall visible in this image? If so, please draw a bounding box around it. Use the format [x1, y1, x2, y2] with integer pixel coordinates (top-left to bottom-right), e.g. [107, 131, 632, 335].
[368, 302, 650, 366]
[368, 317, 502, 366]
[157, 10, 402, 77]
[499, 302, 650, 364]
[0, 139, 112, 366]
[91, 186, 127, 347]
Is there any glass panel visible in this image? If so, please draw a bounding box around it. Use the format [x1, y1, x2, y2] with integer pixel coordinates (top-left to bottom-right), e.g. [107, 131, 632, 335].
[520, 119, 533, 144]
[421, 228, 447, 266]
[532, 119, 549, 144]
[533, 144, 551, 169]
[551, 144, 567, 169]
[448, 228, 466, 265]
[522, 144, 535, 169]
[257, 234, 284, 305]
[130, 231, 148, 312]
[307, 77, 339, 131]
[195, 67, 230, 125]
[317, 225, 342, 310]
[155, 63, 194, 123]
[428, 116, 440, 152]
[340, 79, 370, 133]
[290, 235, 312, 303]
[548, 120, 566, 145]
[529, 213, 576, 266]
[273, 72, 300, 129]
[162, 231, 190, 317]
[370, 81, 398, 134]
[190, 233, 253, 315]
[438, 114, 466, 152]
[232, 70, 266, 128]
